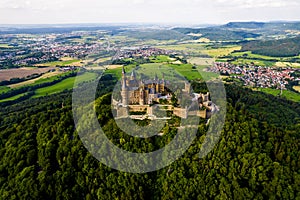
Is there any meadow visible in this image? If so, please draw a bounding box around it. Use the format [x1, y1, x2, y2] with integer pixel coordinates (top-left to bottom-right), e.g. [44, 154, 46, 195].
[256, 88, 300, 103]
[105, 62, 219, 83]
[33, 72, 97, 98]
[230, 51, 281, 60]
[0, 93, 28, 103]
[0, 86, 10, 94]
[35, 59, 82, 67]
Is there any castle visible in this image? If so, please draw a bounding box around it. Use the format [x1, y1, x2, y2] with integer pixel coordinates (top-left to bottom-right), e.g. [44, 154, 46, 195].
[113, 66, 214, 119]
[120, 66, 171, 106]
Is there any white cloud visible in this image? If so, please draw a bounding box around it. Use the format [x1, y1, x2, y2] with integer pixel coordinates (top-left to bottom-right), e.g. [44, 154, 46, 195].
[214, 0, 300, 8]
[0, 0, 299, 24]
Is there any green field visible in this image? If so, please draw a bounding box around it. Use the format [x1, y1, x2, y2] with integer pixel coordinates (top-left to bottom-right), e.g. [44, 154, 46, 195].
[230, 51, 281, 60]
[149, 55, 174, 63]
[0, 86, 10, 94]
[105, 62, 219, 82]
[229, 51, 300, 67]
[33, 72, 97, 98]
[203, 46, 241, 57]
[231, 58, 274, 67]
[38, 59, 81, 67]
[0, 93, 28, 103]
[105, 65, 136, 79]
[257, 88, 300, 102]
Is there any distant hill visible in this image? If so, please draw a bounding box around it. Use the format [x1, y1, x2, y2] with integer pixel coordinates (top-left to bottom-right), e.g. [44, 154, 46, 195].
[173, 27, 260, 41]
[173, 21, 300, 41]
[241, 36, 300, 57]
[223, 22, 266, 29]
[121, 30, 189, 41]
[0, 26, 125, 35]
[222, 21, 300, 30]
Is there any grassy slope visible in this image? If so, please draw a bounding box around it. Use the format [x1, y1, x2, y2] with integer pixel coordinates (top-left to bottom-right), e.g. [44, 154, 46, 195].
[105, 62, 219, 82]
[0, 86, 10, 94]
[33, 72, 97, 98]
[0, 93, 28, 103]
[256, 88, 300, 103]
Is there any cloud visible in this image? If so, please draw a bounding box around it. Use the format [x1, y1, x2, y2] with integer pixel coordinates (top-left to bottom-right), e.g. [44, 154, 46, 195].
[0, 0, 299, 24]
[214, 0, 300, 8]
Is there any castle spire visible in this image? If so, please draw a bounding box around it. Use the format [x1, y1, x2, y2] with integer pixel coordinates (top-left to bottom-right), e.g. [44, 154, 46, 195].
[122, 66, 127, 89]
[130, 70, 136, 80]
[154, 73, 158, 81]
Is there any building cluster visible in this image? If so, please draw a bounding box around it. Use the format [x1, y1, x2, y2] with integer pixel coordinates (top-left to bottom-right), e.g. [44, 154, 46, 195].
[113, 46, 172, 60]
[210, 62, 299, 89]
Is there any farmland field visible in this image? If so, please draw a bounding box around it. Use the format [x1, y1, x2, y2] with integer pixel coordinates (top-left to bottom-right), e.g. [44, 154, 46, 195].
[230, 51, 281, 60]
[157, 43, 207, 53]
[203, 46, 241, 57]
[275, 62, 300, 68]
[8, 70, 63, 88]
[33, 72, 97, 98]
[231, 58, 274, 67]
[35, 59, 82, 67]
[0, 67, 56, 82]
[188, 57, 214, 66]
[293, 86, 300, 92]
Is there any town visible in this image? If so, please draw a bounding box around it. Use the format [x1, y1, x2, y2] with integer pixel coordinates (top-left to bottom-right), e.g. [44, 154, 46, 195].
[209, 62, 300, 90]
[0, 31, 110, 68]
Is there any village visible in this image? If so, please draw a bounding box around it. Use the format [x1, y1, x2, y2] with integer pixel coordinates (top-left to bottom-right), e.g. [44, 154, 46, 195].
[209, 62, 300, 89]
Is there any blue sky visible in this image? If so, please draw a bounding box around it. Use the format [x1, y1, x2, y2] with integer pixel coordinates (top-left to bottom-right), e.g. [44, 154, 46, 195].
[1, 0, 300, 24]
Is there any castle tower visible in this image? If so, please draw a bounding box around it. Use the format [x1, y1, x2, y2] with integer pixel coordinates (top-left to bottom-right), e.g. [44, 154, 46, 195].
[121, 66, 128, 106]
[139, 88, 145, 105]
[161, 73, 165, 93]
[184, 81, 191, 94]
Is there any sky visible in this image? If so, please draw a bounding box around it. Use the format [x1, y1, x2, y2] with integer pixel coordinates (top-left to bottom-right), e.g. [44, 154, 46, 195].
[0, 0, 300, 24]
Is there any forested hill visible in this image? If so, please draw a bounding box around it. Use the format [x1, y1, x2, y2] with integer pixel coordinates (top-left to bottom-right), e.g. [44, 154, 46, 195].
[172, 27, 260, 41]
[173, 21, 300, 41]
[222, 21, 300, 30]
[0, 82, 300, 199]
[241, 36, 300, 57]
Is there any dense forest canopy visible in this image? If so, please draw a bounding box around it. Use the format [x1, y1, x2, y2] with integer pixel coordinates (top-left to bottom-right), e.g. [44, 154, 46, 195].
[241, 36, 300, 57]
[1, 78, 300, 199]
